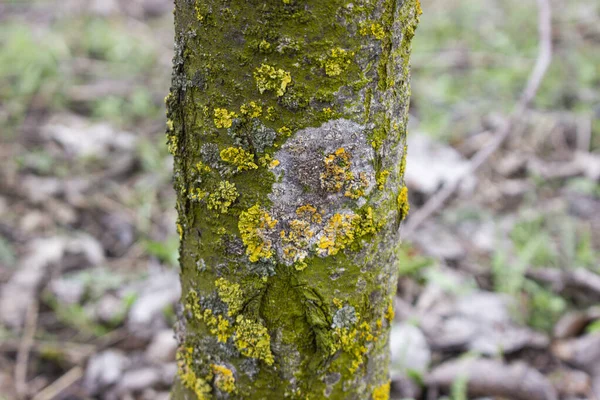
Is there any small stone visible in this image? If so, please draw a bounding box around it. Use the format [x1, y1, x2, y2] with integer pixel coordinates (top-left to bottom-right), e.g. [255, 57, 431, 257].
[552, 334, 600, 373]
[127, 270, 181, 338]
[85, 350, 130, 394]
[392, 375, 422, 399]
[414, 222, 466, 261]
[160, 362, 177, 386]
[146, 330, 178, 364]
[455, 292, 511, 324]
[0, 235, 104, 330]
[49, 277, 85, 305]
[41, 114, 136, 158]
[405, 134, 476, 196]
[389, 322, 430, 377]
[117, 368, 161, 393]
[96, 294, 124, 324]
[419, 290, 549, 355]
[548, 367, 591, 397]
[553, 307, 600, 339]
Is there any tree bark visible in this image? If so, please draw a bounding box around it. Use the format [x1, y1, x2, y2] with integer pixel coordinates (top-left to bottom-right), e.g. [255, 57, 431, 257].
[167, 0, 420, 398]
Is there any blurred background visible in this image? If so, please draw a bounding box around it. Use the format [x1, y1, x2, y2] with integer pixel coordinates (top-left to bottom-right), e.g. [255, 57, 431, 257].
[0, 0, 598, 399]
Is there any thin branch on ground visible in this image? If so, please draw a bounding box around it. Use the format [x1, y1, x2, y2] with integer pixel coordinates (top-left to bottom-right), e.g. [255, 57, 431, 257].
[31, 366, 84, 400]
[15, 300, 39, 399]
[403, 0, 553, 237]
[526, 267, 600, 297]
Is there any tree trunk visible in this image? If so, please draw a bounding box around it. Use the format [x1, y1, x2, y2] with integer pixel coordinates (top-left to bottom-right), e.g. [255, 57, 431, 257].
[167, 0, 420, 398]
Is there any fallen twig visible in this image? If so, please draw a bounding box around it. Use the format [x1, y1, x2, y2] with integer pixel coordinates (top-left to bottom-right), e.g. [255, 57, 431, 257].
[526, 267, 600, 298]
[15, 300, 39, 399]
[31, 366, 84, 400]
[1, 339, 97, 365]
[403, 0, 553, 237]
[426, 358, 558, 400]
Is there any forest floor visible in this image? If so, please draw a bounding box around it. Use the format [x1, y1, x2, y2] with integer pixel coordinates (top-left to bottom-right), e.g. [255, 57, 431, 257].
[0, 0, 599, 399]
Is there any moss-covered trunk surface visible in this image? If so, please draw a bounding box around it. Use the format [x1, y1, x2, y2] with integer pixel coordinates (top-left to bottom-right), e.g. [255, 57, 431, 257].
[167, 0, 420, 398]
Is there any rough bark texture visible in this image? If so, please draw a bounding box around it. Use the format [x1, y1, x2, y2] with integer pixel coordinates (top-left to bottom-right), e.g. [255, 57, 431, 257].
[167, 0, 420, 399]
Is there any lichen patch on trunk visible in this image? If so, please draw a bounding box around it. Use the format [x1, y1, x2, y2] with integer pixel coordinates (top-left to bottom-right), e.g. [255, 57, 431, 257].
[263, 118, 377, 268]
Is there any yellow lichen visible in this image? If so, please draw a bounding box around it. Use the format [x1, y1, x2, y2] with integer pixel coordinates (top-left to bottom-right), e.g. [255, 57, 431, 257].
[399, 143, 408, 178]
[332, 298, 343, 309]
[257, 154, 279, 169]
[294, 260, 308, 271]
[344, 172, 369, 199]
[177, 223, 183, 241]
[320, 148, 369, 199]
[254, 64, 292, 97]
[234, 316, 274, 365]
[315, 208, 380, 257]
[335, 327, 367, 373]
[186, 291, 232, 343]
[240, 101, 263, 118]
[296, 204, 322, 224]
[185, 289, 202, 320]
[277, 126, 292, 137]
[322, 47, 354, 77]
[213, 108, 237, 129]
[188, 188, 208, 202]
[355, 207, 380, 237]
[194, 2, 207, 22]
[281, 218, 314, 266]
[376, 170, 390, 190]
[317, 213, 359, 256]
[359, 22, 387, 40]
[333, 316, 377, 373]
[215, 278, 244, 317]
[239, 204, 278, 262]
[257, 154, 271, 168]
[207, 180, 238, 214]
[195, 161, 212, 174]
[372, 381, 391, 400]
[397, 186, 410, 221]
[258, 39, 272, 53]
[215, 315, 231, 343]
[320, 148, 352, 192]
[167, 134, 178, 156]
[202, 309, 232, 343]
[220, 147, 258, 171]
[359, 321, 375, 342]
[276, 205, 326, 269]
[321, 107, 337, 119]
[384, 300, 395, 322]
[284, 220, 313, 245]
[371, 23, 386, 40]
[211, 364, 236, 393]
[371, 126, 387, 150]
[265, 106, 277, 121]
[177, 347, 212, 399]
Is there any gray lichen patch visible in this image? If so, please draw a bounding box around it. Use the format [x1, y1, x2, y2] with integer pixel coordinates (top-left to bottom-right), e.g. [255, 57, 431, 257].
[264, 118, 376, 266]
[332, 305, 358, 329]
[271, 119, 375, 210]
